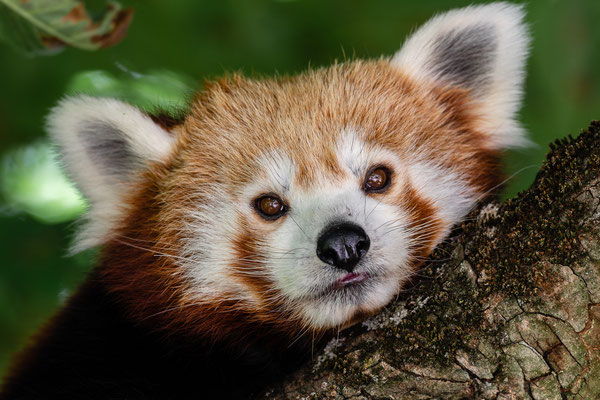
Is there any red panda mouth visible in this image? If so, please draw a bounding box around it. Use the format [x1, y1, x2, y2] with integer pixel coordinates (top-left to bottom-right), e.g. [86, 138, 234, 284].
[312, 271, 378, 305]
[323, 272, 374, 298]
[302, 272, 371, 300]
[335, 272, 367, 288]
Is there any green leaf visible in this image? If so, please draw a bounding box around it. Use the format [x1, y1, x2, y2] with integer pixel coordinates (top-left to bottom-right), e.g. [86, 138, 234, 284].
[0, 141, 86, 224]
[65, 69, 194, 116]
[0, 0, 133, 55]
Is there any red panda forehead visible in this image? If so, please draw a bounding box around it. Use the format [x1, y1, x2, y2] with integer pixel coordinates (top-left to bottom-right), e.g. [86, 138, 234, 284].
[178, 59, 480, 189]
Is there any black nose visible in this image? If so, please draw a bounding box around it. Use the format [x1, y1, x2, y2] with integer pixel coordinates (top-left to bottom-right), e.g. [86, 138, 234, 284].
[316, 223, 370, 272]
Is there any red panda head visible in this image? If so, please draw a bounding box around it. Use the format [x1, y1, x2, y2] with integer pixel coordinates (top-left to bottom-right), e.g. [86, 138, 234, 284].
[48, 3, 529, 341]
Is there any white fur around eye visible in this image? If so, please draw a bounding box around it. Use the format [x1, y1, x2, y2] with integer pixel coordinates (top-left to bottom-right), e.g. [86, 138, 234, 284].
[337, 129, 405, 182]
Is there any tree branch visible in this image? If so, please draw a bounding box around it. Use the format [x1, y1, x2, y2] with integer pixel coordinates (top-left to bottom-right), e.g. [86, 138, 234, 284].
[260, 121, 600, 400]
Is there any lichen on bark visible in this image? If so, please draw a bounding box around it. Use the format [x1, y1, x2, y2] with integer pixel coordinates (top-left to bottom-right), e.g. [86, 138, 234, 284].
[260, 121, 600, 399]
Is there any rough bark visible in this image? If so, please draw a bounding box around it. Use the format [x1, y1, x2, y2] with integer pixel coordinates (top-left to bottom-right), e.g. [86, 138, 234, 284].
[260, 121, 600, 400]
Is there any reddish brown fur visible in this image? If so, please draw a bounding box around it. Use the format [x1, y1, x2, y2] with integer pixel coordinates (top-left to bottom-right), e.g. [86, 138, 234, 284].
[100, 172, 305, 348]
[177, 60, 501, 194]
[230, 217, 280, 310]
[401, 184, 445, 268]
[99, 58, 502, 343]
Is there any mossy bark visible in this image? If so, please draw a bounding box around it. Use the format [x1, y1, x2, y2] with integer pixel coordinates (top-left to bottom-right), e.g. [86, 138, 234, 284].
[260, 121, 600, 400]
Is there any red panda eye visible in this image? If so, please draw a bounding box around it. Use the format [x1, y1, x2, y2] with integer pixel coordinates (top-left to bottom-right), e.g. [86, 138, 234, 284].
[255, 195, 287, 220]
[363, 166, 391, 193]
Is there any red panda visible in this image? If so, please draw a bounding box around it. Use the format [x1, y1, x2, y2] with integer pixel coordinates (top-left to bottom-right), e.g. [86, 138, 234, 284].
[1, 3, 529, 399]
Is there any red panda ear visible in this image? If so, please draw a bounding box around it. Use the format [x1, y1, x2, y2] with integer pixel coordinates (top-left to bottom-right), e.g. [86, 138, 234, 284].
[391, 2, 530, 149]
[47, 95, 175, 252]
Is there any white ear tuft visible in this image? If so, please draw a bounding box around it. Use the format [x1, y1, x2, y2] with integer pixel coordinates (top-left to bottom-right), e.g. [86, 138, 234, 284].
[391, 2, 530, 149]
[47, 95, 175, 252]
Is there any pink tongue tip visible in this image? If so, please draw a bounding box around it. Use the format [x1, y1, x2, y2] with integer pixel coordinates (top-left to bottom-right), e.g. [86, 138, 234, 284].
[339, 272, 364, 285]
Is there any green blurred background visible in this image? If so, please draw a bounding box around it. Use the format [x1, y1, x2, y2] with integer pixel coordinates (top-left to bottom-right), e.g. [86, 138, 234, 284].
[0, 0, 599, 380]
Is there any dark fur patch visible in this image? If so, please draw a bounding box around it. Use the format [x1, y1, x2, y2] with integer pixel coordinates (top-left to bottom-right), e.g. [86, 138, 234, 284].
[429, 24, 497, 92]
[81, 121, 137, 176]
[0, 278, 310, 399]
[149, 112, 185, 131]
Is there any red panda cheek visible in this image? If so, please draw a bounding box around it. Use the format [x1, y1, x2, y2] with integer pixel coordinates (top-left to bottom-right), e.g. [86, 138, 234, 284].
[396, 184, 445, 268]
[229, 215, 280, 309]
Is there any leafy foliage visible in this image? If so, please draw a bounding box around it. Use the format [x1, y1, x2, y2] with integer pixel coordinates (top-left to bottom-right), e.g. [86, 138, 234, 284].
[0, 0, 132, 55]
[65, 68, 194, 115]
[0, 140, 85, 224]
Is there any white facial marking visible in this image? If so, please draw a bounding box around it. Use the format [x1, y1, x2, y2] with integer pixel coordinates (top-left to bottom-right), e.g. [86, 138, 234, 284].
[183, 184, 246, 300]
[407, 160, 476, 245]
[182, 152, 296, 307]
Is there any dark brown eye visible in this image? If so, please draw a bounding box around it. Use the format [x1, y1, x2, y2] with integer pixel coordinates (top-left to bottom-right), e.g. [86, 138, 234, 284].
[255, 195, 287, 220]
[363, 166, 391, 193]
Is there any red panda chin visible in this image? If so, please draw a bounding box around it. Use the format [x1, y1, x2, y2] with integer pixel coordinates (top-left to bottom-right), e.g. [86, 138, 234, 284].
[300, 277, 400, 330]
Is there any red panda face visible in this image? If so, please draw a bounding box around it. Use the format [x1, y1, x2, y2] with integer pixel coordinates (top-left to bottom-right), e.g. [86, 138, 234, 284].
[170, 62, 489, 330]
[48, 3, 529, 339]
